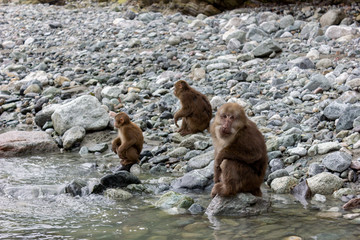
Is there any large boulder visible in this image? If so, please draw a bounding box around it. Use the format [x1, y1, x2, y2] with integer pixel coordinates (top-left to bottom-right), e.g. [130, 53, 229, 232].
[0, 131, 59, 157]
[51, 95, 109, 135]
[206, 193, 271, 216]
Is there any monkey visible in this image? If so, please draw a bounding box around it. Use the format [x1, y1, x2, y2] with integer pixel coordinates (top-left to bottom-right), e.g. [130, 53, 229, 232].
[173, 80, 212, 136]
[111, 112, 144, 171]
[210, 102, 268, 197]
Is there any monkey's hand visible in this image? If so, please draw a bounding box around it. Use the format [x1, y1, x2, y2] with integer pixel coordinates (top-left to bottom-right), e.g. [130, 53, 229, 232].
[174, 117, 179, 127]
[112, 145, 117, 153]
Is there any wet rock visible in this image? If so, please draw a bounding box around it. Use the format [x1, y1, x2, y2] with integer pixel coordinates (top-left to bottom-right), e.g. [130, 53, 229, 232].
[92, 171, 141, 194]
[65, 179, 87, 197]
[155, 191, 194, 210]
[104, 188, 133, 200]
[333, 188, 355, 199]
[307, 172, 343, 195]
[0, 131, 59, 157]
[51, 95, 109, 135]
[322, 151, 352, 172]
[343, 198, 360, 210]
[188, 203, 205, 214]
[205, 193, 271, 216]
[62, 126, 86, 150]
[291, 180, 312, 206]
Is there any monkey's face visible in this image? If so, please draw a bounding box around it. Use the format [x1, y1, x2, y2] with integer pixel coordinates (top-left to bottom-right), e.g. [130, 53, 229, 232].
[216, 103, 246, 137]
[114, 112, 129, 128]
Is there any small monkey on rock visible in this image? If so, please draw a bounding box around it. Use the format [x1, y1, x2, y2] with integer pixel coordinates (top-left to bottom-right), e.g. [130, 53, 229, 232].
[210, 103, 268, 197]
[111, 112, 144, 171]
[173, 80, 212, 136]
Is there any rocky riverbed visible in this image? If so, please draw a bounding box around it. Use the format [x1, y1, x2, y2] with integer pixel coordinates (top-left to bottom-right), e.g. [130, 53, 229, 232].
[1, 1, 360, 219]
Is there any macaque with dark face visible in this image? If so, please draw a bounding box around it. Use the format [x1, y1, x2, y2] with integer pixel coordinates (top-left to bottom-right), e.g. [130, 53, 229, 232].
[210, 103, 268, 197]
[112, 112, 144, 171]
[173, 80, 212, 136]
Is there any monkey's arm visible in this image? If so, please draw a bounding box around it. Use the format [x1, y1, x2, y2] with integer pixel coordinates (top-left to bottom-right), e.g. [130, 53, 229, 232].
[117, 134, 137, 156]
[111, 137, 121, 153]
[213, 156, 223, 183]
[174, 106, 193, 127]
[217, 147, 263, 164]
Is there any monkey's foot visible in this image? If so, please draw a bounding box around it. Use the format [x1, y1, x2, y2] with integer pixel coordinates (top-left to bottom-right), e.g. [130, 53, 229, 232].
[116, 164, 133, 172]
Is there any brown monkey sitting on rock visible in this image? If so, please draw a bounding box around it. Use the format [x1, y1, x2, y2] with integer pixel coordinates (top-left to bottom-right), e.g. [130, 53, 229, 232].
[111, 112, 144, 171]
[173, 80, 212, 136]
[210, 103, 268, 197]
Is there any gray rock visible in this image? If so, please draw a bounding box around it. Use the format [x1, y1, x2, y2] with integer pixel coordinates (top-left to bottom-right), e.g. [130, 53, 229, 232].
[322, 151, 352, 172]
[88, 143, 108, 153]
[320, 9, 345, 27]
[35, 104, 61, 128]
[336, 105, 360, 130]
[246, 27, 269, 42]
[206, 193, 271, 216]
[288, 57, 315, 69]
[308, 163, 325, 176]
[307, 172, 343, 195]
[303, 74, 331, 91]
[325, 25, 355, 39]
[323, 101, 348, 120]
[51, 95, 109, 135]
[267, 169, 289, 185]
[279, 15, 294, 29]
[62, 126, 86, 150]
[101, 86, 122, 99]
[172, 162, 213, 190]
[300, 22, 323, 40]
[252, 39, 282, 58]
[188, 150, 214, 169]
[188, 203, 205, 214]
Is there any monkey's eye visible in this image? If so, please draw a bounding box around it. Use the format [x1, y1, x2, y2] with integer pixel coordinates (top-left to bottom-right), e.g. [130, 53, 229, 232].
[220, 114, 226, 119]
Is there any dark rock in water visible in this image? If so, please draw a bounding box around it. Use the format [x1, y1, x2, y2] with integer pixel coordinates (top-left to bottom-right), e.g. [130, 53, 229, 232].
[291, 180, 312, 207]
[65, 179, 87, 196]
[189, 203, 205, 214]
[0, 131, 59, 157]
[91, 171, 141, 194]
[206, 193, 271, 216]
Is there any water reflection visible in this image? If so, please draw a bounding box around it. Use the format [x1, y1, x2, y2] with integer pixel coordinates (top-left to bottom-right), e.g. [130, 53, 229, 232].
[1, 152, 360, 239]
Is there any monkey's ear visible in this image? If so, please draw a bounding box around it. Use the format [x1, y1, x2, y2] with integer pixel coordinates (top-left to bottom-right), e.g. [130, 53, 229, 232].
[119, 118, 124, 124]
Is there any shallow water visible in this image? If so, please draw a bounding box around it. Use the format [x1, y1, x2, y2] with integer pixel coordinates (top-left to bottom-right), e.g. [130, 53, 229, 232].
[1, 152, 360, 240]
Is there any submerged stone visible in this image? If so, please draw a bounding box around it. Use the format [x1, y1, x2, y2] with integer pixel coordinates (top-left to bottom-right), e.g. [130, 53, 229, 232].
[206, 193, 271, 216]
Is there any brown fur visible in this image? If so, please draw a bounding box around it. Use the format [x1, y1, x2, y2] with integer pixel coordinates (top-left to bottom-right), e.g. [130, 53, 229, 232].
[173, 80, 212, 136]
[111, 112, 144, 168]
[210, 103, 268, 197]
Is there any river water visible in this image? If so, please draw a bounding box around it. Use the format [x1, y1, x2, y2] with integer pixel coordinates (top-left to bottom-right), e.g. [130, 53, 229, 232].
[1, 152, 360, 240]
